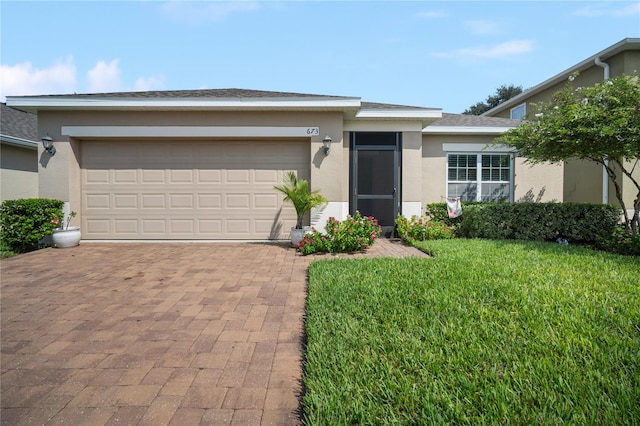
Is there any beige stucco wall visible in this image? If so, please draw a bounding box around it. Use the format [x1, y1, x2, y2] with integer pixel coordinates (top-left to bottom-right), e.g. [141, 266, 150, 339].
[1, 144, 39, 201]
[401, 130, 423, 207]
[620, 159, 639, 213]
[514, 158, 563, 202]
[422, 134, 563, 205]
[563, 159, 602, 203]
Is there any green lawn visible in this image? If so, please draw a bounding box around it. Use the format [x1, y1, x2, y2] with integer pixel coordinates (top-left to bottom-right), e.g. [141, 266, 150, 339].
[303, 240, 640, 424]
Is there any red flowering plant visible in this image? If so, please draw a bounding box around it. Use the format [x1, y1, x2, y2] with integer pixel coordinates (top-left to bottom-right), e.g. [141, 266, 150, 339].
[298, 212, 381, 255]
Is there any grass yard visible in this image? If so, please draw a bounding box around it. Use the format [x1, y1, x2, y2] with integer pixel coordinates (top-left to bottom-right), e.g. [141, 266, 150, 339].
[303, 240, 640, 424]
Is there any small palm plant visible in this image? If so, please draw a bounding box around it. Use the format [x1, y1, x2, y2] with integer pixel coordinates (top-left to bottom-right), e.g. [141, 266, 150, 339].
[274, 171, 327, 229]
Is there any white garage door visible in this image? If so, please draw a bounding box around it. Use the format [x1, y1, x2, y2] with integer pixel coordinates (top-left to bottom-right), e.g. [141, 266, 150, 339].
[81, 140, 309, 239]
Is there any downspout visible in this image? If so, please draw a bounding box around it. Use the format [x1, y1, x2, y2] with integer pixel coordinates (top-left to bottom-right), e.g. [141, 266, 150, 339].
[595, 56, 610, 204]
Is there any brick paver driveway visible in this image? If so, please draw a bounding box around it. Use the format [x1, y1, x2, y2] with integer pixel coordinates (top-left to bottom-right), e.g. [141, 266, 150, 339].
[1, 240, 426, 425]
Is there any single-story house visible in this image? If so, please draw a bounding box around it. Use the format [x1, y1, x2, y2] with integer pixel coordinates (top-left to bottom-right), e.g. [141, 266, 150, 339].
[6, 38, 636, 241]
[5, 89, 562, 240]
[1, 103, 39, 202]
[484, 37, 640, 212]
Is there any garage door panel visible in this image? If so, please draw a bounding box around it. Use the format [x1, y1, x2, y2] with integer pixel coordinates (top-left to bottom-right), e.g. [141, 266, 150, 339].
[226, 170, 250, 183]
[114, 193, 137, 209]
[85, 219, 110, 235]
[141, 170, 166, 183]
[169, 170, 194, 183]
[141, 194, 166, 209]
[254, 193, 279, 209]
[254, 169, 279, 183]
[85, 169, 110, 184]
[115, 219, 138, 234]
[198, 220, 222, 235]
[226, 194, 250, 209]
[142, 220, 166, 234]
[86, 193, 111, 209]
[170, 194, 194, 208]
[197, 170, 222, 183]
[170, 220, 194, 234]
[197, 194, 222, 209]
[82, 140, 308, 239]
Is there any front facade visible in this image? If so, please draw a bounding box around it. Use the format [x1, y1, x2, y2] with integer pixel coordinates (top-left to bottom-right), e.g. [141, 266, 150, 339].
[484, 37, 640, 210]
[6, 89, 564, 240]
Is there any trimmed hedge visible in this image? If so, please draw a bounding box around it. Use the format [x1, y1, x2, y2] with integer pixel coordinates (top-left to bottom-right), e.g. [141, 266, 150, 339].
[456, 202, 620, 243]
[0, 198, 64, 253]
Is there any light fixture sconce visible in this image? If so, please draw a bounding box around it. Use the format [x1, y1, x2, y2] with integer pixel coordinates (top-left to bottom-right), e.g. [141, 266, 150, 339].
[322, 134, 332, 155]
[41, 134, 56, 155]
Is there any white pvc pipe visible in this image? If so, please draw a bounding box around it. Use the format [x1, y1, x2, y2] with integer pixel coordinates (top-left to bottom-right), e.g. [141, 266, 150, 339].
[595, 57, 610, 204]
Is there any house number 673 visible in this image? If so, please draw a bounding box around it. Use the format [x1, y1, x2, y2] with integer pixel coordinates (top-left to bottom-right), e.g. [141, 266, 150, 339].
[306, 127, 320, 135]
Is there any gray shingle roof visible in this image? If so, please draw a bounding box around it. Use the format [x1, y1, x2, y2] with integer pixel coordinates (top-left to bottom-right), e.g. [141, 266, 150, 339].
[360, 101, 439, 111]
[10, 88, 354, 100]
[10, 88, 439, 112]
[1, 103, 38, 141]
[430, 113, 521, 127]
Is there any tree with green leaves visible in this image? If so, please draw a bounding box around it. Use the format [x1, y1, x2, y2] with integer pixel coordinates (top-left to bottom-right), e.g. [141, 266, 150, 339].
[496, 73, 640, 234]
[462, 84, 523, 115]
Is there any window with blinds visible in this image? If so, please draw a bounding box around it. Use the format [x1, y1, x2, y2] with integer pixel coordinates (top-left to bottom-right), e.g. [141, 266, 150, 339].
[447, 153, 512, 202]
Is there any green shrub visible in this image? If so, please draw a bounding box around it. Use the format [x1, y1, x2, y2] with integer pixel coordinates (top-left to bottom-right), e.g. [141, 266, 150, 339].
[0, 240, 16, 259]
[395, 215, 455, 243]
[299, 212, 381, 255]
[597, 225, 640, 256]
[0, 198, 64, 253]
[457, 202, 620, 244]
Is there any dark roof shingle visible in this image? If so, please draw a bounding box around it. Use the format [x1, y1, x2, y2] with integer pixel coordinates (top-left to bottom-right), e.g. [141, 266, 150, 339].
[431, 113, 521, 127]
[1, 103, 38, 141]
[10, 88, 355, 100]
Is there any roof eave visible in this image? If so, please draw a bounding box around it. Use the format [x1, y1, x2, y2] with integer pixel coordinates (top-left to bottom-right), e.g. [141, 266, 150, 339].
[5, 97, 363, 113]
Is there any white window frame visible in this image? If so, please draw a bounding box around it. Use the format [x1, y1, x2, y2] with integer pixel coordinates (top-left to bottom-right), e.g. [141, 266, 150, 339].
[446, 152, 514, 202]
[510, 103, 526, 120]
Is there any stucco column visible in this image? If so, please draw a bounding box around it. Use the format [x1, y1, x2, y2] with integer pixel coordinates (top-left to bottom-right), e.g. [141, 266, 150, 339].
[401, 130, 423, 217]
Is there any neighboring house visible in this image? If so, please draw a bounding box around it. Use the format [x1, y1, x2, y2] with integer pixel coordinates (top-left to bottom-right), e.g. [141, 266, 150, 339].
[0, 103, 39, 202]
[484, 37, 640, 211]
[6, 88, 561, 240]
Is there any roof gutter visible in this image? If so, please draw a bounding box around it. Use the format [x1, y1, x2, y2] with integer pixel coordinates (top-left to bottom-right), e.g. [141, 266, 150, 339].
[595, 56, 610, 204]
[0, 134, 38, 149]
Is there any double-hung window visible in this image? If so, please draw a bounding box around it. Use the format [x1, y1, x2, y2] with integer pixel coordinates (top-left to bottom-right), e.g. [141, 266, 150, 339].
[447, 153, 513, 202]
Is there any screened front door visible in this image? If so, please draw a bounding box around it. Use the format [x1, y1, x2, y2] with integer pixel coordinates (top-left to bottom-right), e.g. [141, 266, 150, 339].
[351, 132, 401, 237]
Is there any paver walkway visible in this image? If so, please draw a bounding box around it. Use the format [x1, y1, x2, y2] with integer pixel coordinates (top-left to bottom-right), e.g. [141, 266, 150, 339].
[1, 239, 426, 425]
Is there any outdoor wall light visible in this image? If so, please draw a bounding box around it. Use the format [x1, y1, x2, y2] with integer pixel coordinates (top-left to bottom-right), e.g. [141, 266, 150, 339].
[322, 134, 332, 155]
[41, 134, 56, 155]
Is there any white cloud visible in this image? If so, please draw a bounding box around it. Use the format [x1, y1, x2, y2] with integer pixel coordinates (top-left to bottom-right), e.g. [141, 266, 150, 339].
[1, 56, 168, 100]
[574, 2, 640, 17]
[88, 59, 122, 93]
[416, 10, 448, 19]
[464, 20, 500, 35]
[160, 0, 261, 24]
[0, 56, 77, 101]
[135, 75, 165, 91]
[433, 40, 535, 62]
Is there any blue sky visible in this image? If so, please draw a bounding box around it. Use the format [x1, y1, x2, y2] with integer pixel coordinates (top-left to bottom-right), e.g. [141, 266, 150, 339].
[1, 1, 639, 113]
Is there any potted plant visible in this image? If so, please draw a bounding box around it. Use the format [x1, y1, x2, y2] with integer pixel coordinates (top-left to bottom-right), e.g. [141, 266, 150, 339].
[274, 171, 327, 247]
[51, 211, 81, 248]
